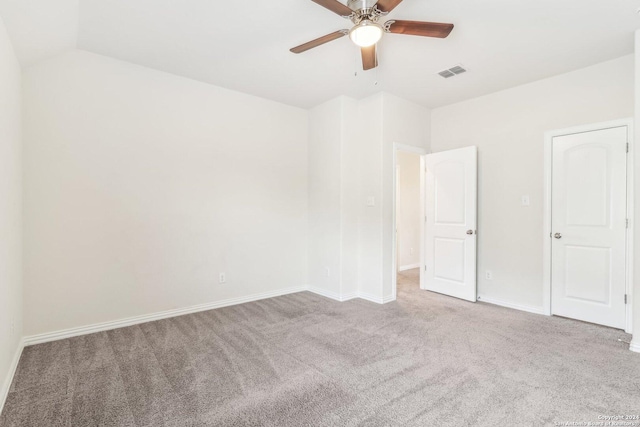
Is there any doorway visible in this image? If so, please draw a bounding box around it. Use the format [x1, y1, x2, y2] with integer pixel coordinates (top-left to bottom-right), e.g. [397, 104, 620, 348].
[544, 119, 633, 332]
[392, 144, 427, 299]
[392, 144, 478, 302]
[395, 151, 422, 294]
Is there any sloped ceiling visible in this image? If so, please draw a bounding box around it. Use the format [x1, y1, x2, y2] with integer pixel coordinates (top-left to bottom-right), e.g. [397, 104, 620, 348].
[1, 0, 639, 108]
[0, 0, 78, 66]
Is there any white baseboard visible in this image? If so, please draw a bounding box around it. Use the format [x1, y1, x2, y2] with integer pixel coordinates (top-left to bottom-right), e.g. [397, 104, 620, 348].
[341, 291, 359, 301]
[23, 286, 307, 346]
[398, 263, 420, 272]
[477, 295, 546, 316]
[358, 291, 385, 304]
[308, 287, 358, 302]
[0, 338, 24, 416]
[22, 284, 396, 349]
[630, 340, 640, 353]
[383, 295, 396, 303]
[310, 288, 393, 305]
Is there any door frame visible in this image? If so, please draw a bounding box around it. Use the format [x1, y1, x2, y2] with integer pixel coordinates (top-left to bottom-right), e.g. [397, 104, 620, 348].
[543, 118, 634, 333]
[392, 143, 428, 300]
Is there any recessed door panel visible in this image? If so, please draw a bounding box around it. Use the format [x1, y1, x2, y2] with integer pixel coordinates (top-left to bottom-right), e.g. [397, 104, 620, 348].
[564, 145, 609, 227]
[433, 238, 465, 283]
[551, 126, 627, 329]
[564, 245, 611, 305]
[434, 162, 466, 225]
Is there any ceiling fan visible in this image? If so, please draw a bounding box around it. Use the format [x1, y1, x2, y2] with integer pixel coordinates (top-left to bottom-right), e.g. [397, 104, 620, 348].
[290, 0, 454, 71]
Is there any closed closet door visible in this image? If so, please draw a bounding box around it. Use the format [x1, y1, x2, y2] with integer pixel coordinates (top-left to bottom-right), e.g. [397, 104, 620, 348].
[551, 126, 627, 329]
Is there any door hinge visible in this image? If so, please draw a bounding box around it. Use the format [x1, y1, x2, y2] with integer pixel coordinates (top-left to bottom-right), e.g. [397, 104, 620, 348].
[626, 219, 629, 229]
[627, 142, 629, 153]
[424, 265, 427, 272]
[624, 294, 628, 304]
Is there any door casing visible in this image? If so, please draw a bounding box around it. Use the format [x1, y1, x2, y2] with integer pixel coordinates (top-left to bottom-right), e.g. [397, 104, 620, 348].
[543, 118, 634, 333]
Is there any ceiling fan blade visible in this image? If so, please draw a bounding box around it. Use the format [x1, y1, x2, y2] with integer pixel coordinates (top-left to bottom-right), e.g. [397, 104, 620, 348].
[386, 20, 454, 38]
[290, 30, 349, 54]
[361, 45, 378, 70]
[311, 0, 354, 17]
[375, 0, 403, 13]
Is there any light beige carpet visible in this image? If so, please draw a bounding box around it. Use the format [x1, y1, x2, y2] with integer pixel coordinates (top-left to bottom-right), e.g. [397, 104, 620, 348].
[1, 269, 638, 426]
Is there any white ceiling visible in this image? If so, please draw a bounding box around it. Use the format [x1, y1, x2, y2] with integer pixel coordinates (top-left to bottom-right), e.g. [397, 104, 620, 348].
[0, 0, 77, 66]
[1, 0, 639, 108]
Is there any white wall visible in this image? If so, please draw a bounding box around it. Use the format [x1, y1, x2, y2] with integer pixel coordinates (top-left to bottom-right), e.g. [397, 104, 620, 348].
[632, 31, 640, 352]
[0, 14, 23, 407]
[356, 94, 384, 301]
[308, 98, 343, 297]
[431, 54, 634, 311]
[308, 96, 359, 300]
[339, 97, 359, 298]
[22, 49, 309, 336]
[396, 151, 421, 270]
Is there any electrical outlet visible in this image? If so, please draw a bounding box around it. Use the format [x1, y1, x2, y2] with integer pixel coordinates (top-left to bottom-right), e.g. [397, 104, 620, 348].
[485, 270, 493, 280]
[324, 267, 330, 277]
[219, 273, 226, 284]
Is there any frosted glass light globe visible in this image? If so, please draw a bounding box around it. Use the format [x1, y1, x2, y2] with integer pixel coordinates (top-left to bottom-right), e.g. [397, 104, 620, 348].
[349, 20, 383, 47]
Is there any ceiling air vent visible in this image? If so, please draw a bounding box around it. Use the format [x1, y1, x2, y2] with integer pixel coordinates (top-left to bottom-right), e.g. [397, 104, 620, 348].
[438, 65, 467, 78]
[438, 69, 455, 78]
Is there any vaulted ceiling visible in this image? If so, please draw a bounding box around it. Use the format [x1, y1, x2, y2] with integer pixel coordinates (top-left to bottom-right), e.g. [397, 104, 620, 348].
[1, 0, 638, 108]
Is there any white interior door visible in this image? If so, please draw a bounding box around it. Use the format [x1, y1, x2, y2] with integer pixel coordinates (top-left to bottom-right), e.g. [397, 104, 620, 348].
[424, 146, 477, 302]
[396, 167, 401, 273]
[551, 126, 628, 329]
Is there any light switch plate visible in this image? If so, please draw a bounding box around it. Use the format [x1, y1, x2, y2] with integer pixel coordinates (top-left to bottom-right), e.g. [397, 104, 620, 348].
[366, 196, 375, 207]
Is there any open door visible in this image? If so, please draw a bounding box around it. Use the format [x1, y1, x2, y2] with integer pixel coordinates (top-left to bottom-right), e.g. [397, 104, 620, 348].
[424, 146, 477, 302]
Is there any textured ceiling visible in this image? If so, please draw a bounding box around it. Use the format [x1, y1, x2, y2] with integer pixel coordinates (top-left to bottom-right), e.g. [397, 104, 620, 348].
[1, 0, 639, 108]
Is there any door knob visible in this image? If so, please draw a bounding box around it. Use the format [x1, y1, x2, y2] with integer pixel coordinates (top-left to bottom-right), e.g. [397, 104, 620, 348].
[554, 233, 562, 239]
[466, 230, 474, 235]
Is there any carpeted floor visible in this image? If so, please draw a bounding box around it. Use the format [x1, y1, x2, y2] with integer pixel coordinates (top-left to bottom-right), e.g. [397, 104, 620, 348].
[2, 269, 639, 426]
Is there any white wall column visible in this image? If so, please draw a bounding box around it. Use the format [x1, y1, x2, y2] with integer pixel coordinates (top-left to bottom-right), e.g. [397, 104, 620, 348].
[308, 96, 360, 301]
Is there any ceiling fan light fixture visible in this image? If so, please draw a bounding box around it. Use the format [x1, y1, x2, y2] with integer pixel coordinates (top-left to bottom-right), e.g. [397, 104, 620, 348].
[349, 20, 383, 47]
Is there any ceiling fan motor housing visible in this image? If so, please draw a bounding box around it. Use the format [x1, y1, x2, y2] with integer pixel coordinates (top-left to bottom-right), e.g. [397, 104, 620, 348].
[347, 0, 377, 11]
[347, 0, 385, 23]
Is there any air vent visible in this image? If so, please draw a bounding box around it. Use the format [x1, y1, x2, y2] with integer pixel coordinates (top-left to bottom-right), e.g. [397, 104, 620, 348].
[438, 70, 455, 78]
[438, 65, 467, 78]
